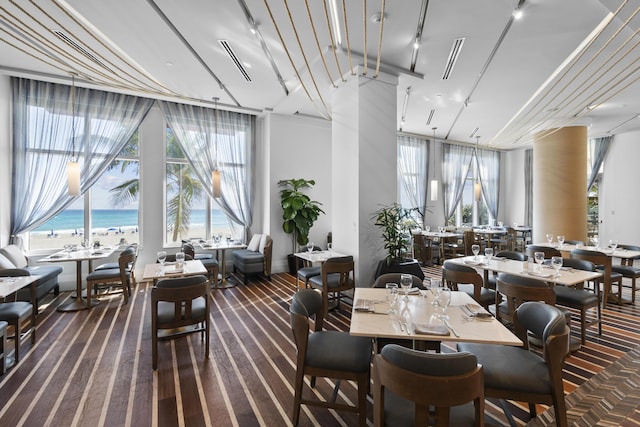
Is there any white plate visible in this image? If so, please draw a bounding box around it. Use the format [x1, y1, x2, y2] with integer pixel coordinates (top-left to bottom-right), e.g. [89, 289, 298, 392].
[528, 271, 555, 278]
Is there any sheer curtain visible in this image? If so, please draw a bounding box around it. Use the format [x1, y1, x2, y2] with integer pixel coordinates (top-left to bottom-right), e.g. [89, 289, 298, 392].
[476, 148, 500, 219]
[524, 149, 533, 226]
[587, 135, 613, 191]
[397, 134, 428, 222]
[10, 77, 153, 242]
[158, 101, 254, 240]
[442, 143, 474, 222]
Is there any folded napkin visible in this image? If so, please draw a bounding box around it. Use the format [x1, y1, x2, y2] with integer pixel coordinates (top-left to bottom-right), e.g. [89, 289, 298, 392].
[413, 323, 450, 336]
[460, 304, 493, 320]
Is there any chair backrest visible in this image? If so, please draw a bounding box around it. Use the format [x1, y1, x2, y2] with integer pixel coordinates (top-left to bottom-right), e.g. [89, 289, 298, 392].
[373, 344, 484, 426]
[321, 256, 355, 290]
[151, 275, 209, 329]
[118, 247, 137, 284]
[412, 233, 430, 265]
[561, 258, 595, 272]
[289, 289, 325, 353]
[463, 230, 476, 256]
[513, 301, 570, 362]
[496, 273, 555, 324]
[442, 261, 484, 301]
[526, 245, 562, 259]
[570, 248, 612, 286]
[618, 244, 640, 264]
[373, 273, 423, 289]
[182, 242, 195, 259]
[262, 235, 273, 275]
[495, 250, 526, 261]
[563, 240, 584, 246]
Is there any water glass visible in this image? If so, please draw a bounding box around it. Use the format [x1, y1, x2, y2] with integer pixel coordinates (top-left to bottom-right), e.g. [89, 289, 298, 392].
[484, 247, 494, 263]
[434, 287, 451, 319]
[400, 274, 412, 300]
[175, 251, 185, 269]
[609, 239, 618, 251]
[546, 233, 554, 244]
[592, 235, 599, 248]
[327, 242, 333, 254]
[551, 256, 563, 277]
[306, 242, 314, 253]
[424, 226, 430, 232]
[534, 251, 545, 271]
[472, 244, 480, 259]
[385, 283, 399, 316]
[157, 251, 167, 276]
[557, 235, 565, 247]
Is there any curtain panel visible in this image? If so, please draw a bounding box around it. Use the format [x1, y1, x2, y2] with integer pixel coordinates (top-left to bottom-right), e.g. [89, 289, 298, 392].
[397, 134, 429, 224]
[442, 143, 475, 222]
[476, 148, 500, 219]
[157, 101, 254, 240]
[524, 149, 533, 226]
[10, 77, 153, 243]
[587, 135, 613, 191]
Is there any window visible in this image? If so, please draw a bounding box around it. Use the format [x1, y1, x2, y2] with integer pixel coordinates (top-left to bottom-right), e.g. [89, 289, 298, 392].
[30, 133, 141, 250]
[397, 135, 428, 224]
[447, 162, 491, 227]
[164, 127, 232, 245]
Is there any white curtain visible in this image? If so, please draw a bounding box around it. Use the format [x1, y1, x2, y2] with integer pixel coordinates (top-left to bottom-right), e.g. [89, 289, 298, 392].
[442, 143, 475, 222]
[476, 148, 500, 219]
[10, 77, 153, 242]
[158, 101, 255, 240]
[524, 149, 533, 226]
[397, 134, 429, 222]
[587, 135, 613, 191]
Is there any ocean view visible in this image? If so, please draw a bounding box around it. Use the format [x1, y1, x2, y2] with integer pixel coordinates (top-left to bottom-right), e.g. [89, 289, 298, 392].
[34, 209, 230, 234]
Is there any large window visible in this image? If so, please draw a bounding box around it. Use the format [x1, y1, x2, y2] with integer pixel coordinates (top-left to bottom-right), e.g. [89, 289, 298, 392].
[164, 127, 232, 245]
[30, 135, 141, 250]
[449, 163, 490, 227]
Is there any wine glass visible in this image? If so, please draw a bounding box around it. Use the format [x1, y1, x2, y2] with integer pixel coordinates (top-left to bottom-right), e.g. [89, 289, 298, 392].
[471, 244, 480, 260]
[157, 251, 167, 276]
[557, 235, 565, 247]
[175, 251, 185, 269]
[306, 242, 314, 253]
[592, 235, 600, 249]
[400, 274, 412, 301]
[551, 256, 563, 277]
[484, 247, 493, 263]
[534, 251, 545, 272]
[609, 239, 618, 252]
[385, 283, 399, 317]
[327, 242, 333, 254]
[546, 233, 554, 244]
[434, 287, 451, 319]
[424, 225, 430, 233]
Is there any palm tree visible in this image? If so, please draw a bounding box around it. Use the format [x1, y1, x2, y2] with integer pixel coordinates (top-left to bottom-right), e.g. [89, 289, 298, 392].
[109, 130, 203, 242]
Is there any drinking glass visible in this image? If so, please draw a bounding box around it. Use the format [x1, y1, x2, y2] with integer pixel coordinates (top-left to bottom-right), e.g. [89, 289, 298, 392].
[472, 244, 480, 260]
[546, 233, 554, 244]
[592, 235, 599, 249]
[306, 242, 314, 253]
[327, 242, 333, 254]
[400, 274, 412, 301]
[534, 251, 545, 271]
[175, 251, 185, 269]
[434, 287, 451, 319]
[157, 251, 167, 276]
[424, 226, 430, 233]
[609, 239, 618, 252]
[557, 235, 565, 247]
[484, 247, 494, 263]
[497, 221, 504, 227]
[551, 256, 563, 277]
[385, 283, 399, 317]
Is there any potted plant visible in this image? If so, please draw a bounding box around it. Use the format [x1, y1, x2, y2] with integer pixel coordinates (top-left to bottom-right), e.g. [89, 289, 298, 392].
[372, 203, 425, 279]
[278, 178, 325, 274]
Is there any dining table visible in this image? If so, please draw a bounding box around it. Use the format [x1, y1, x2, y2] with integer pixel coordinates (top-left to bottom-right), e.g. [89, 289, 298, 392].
[194, 240, 246, 288]
[294, 249, 347, 266]
[534, 242, 640, 260]
[419, 231, 462, 265]
[349, 288, 522, 350]
[40, 246, 117, 312]
[142, 259, 207, 285]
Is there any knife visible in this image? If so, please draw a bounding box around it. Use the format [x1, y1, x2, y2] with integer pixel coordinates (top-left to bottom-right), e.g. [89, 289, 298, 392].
[444, 319, 460, 337]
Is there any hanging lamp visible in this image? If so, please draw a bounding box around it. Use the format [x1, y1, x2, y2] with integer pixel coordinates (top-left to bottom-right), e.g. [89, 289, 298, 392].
[212, 98, 221, 198]
[474, 136, 482, 202]
[430, 127, 438, 201]
[67, 74, 80, 196]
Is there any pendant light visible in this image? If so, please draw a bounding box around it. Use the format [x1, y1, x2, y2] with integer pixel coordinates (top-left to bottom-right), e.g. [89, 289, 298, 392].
[211, 98, 221, 198]
[430, 127, 438, 201]
[67, 73, 80, 196]
[474, 136, 482, 202]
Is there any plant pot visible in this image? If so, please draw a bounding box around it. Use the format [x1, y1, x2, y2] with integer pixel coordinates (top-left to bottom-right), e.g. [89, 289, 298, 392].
[374, 258, 425, 281]
[287, 254, 304, 276]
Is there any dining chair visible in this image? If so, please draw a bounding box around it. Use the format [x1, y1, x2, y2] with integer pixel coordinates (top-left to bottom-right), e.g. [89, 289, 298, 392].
[525, 245, 561, 259]
[553, 258, 601, 343]
[0, 300, 34, 365]
[373, 344, 484, 427]
[373, 273, 424, 289]
[308, 256, 355, 314]
[151, 275, 210, 370]
[289, 289, 372, 426]
[486, 251, 527, 290]
[562, 240, 584, 245]
[182, 242, 219, 286]
[295, 246, 323, 290]
[458, 301, 570, 427]
[571, 248, 623, 309]
[612, 244, 640, 303]
[442, 261, 496, 309]
[494, 273, 558, 325]
[94, 244, 139, 285]
[85, 248, 137, 304]
[0, 321, 6, 374]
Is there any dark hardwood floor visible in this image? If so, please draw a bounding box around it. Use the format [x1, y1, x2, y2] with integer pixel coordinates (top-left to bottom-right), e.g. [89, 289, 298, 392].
[0, 268, 638, 426]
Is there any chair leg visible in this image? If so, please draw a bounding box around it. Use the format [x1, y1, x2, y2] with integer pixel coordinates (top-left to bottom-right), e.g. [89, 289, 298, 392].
[292, 368, 305, 425]
[357, 374, 368, 427]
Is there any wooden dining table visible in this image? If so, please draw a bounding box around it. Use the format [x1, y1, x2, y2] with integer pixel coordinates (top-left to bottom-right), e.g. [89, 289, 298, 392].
[350, 288, 522, 348]
[142, 259, 207, 285]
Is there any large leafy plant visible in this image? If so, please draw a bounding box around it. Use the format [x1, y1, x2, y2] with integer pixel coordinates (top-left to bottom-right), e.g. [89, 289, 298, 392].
[373, 203, 419, 264]
[278, 178, 325, 253]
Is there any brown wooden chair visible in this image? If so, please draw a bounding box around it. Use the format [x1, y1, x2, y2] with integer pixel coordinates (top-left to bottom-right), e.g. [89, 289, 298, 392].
[571, 248, 622, 309]
[0, 301, 34, 366]
[612, 244, 640, 303]
[373, 344, 484, 427]
[442, 261, 496, 309]
[458, 302, 570, 427]
[182, 242, 219, 286]
[308, 256, 355, 314]
[373, 273, 424, 289]
[525, 245, 562, 259]
[289, 289, 372, 426]
[0, 321, 6, 374]
[151, 275, 210, 370]
[85, 247, 137, 304]
[494, 273, 557, 326]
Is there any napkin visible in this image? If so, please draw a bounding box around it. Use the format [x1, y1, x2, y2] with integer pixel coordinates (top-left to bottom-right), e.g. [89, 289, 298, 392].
[413, 323, 450, 336]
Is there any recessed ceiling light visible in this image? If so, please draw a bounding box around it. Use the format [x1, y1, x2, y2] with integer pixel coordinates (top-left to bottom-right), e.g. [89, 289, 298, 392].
[165, 61, 173, 66]
[371, 12, 385, 23]
[513, 9, 523, 20]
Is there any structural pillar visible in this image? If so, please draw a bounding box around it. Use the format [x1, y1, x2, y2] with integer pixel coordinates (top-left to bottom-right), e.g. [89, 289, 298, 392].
[533, 126, 588, 244]
[331, 68, 398, 286]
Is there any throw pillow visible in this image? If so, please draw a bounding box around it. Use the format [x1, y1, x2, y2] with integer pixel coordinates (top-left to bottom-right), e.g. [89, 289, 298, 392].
[259, 234, 268, 254]
[0, 245, 27, 268]
[247, 234, 262, 252]
[0, 253, 16, 269]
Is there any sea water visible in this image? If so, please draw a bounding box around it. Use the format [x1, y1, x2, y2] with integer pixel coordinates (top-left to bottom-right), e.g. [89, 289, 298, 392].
[33, 209, 229, 234]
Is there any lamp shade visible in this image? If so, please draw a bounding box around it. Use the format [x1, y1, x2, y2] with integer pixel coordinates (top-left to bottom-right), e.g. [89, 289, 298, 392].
[67, 161, 80, 196]
[474, 180, 482, 202]
[430, 179, 438, 201]
[212, 168, 221, 198]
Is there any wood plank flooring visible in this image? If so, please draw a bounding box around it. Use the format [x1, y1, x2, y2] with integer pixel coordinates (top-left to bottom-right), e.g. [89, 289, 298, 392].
[0, 268, 638, 426]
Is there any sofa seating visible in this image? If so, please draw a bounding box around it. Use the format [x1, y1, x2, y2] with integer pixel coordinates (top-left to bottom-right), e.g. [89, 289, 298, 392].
[232, 234, 272, 285]
[0, 245, 62, 308]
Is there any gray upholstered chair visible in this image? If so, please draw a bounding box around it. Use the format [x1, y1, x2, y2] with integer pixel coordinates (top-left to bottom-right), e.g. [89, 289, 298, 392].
[182, 242, 219, 286]
[373, 273, 424, 289]
[0, 300, 34, 365]
[442, 261, 496, 309]
[289, 289, 372, 426]
[373, 344, 484, 426]
[151, 275, 210, 370]
[571, 248, 623, 309]
[0, 320, 7, 374]
[232, 234, 272, 285]
[458, 302, 570, 427]
[611, 244, 640, 303]
[308, 256, 355, 314]
[85, 248, 136, 304]
[486, 250, 527, 290]
[526, 245, 562, 259]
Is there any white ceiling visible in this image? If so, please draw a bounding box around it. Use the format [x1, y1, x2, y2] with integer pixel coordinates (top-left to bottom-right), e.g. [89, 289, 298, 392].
[1, 0, 639, 149]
